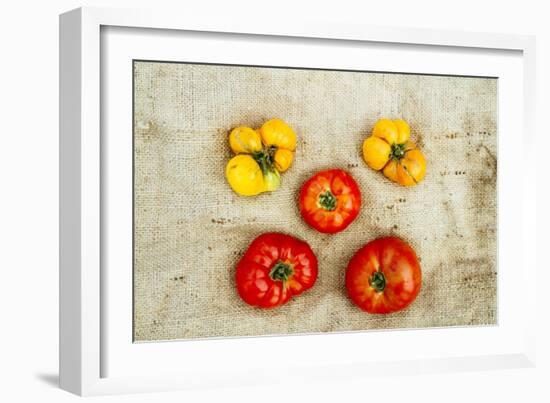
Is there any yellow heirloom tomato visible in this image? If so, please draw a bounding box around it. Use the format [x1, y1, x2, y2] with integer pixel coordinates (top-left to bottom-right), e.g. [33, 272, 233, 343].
[362, 119, 426, 186]
[225, 119, 296, 196]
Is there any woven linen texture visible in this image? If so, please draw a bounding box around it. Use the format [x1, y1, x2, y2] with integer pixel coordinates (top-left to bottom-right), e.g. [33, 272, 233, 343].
[133, 61, 497, 341]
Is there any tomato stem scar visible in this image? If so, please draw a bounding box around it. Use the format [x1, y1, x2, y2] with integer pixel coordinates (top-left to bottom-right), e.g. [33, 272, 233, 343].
[390, 143, 407, 161]
[369, 271, 386, 292]
[270, 261, 293, 282]
[318, 190, 337, 211]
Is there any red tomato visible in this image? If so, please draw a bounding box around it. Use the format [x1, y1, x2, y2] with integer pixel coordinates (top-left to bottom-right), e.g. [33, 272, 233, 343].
[236, 233, 318, 308]
[345, 237, 422, 314]
[299, 169, 361, 234]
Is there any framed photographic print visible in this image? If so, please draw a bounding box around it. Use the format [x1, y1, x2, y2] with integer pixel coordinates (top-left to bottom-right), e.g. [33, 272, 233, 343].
[60, 7, 537, 396]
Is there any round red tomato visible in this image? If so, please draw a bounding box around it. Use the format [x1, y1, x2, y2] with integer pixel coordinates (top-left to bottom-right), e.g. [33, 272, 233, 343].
[299, 169, 361, 234]
[345, 237, 422, 314]
[236, 233, 318, 308]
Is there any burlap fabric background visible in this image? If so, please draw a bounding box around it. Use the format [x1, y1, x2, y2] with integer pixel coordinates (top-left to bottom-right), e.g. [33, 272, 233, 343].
[133, 61, 497, 342]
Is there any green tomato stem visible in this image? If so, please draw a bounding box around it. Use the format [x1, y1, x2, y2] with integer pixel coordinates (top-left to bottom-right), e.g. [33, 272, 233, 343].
[390, 143, 407, 161]
[253, 147, 281, 192]
[270, 261, 293, 281]
[319, 190, 337, 211]
[369, 271, 386, 293]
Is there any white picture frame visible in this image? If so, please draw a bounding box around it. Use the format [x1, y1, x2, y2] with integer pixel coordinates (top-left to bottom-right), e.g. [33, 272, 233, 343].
[59, 6, 537, 396]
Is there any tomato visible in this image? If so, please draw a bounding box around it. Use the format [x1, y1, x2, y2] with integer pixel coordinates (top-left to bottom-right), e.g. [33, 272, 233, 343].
[345, 237, 422, 314]
[362, 119, 426, 186]
[225, 119, 296, 196]
[236, 233, 318, 308]
[299, 169, 361, 234]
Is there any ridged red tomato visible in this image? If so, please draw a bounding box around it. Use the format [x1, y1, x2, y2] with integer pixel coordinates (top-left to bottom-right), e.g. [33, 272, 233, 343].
[345, 237, 422, 314]
[236, 233, 318, 308]
[299, 169, 361, 234]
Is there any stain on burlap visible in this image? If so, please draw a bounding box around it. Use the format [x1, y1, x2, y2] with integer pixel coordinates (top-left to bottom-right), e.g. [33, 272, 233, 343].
[133, 61, 497, 341]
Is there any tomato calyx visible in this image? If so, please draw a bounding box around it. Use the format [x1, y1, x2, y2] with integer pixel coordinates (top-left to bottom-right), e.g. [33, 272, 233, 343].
[318, 190, 337, 211]
[390, 143, 407, 161]
[369, 270, 386, 292]
[269, 261, 294, 282]
[252, 147, 276, 175]
[252, 146, 281, 191]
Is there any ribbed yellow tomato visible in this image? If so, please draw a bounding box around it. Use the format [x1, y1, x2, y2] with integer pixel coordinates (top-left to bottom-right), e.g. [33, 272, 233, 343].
[362, 119, 426, 186]
[225, 119, 296, 196]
